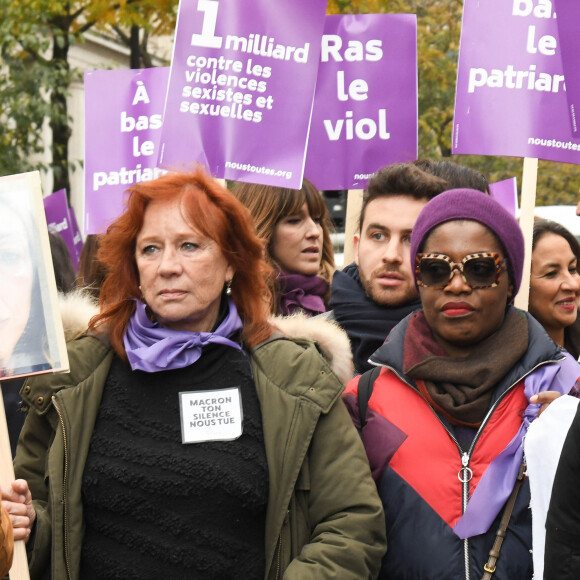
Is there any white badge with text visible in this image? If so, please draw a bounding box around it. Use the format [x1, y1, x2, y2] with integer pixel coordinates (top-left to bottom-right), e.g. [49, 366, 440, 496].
[179, 387, 243, 444]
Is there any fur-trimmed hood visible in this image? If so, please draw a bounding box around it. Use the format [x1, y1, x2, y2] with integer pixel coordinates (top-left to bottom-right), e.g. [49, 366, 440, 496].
[271, 314, 353, 385]
[58, 290, 99, 342]
[58, 292, 353, 385]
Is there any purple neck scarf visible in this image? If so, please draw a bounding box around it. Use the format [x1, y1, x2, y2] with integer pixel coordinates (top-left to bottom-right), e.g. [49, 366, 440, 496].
[276, 272, 328, 316]
[123, 298, 243, 373]
[453, 352, 580, 539]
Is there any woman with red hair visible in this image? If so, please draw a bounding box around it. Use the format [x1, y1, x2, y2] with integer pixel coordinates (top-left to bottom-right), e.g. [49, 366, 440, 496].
[2, 169, 385, 580]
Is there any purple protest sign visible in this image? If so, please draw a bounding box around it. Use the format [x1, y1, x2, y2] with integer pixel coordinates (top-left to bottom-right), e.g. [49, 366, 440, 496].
[84, 67, 169, 234]
[159, 0, 326, 189]
[453, 0, 580, 164]
[553, 0, 580, 134]
[489, 177, 518, 217]
[68, 207, 84, 265]
[305, 14, 417, 190]
[43, 189, 79, 268]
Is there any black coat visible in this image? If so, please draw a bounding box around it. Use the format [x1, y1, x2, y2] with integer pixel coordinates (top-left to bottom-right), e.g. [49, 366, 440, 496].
[544, 403, 580, 579]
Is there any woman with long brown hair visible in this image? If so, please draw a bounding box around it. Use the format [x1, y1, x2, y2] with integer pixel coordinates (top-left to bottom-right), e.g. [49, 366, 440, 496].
[2, 169, 385, 580]
[232, 178, 335, 316]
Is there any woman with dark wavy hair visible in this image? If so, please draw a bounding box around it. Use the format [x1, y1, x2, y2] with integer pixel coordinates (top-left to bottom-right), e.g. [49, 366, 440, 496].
[529, 218, 580, 360]
[2, 168, 385, 580]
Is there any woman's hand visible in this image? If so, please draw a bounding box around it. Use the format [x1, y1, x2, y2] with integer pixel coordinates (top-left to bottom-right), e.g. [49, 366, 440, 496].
[1, 480, 36, 542]
[530, 391, 562, 418]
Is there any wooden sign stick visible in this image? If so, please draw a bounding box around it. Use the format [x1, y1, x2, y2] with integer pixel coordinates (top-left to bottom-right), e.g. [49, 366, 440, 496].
[343, 189, 363, 267]
[514, 157, 539, 311]
[0, 388, 30, 580]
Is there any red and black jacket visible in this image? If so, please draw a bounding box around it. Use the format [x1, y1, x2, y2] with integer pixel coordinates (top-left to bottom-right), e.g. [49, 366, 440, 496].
[344, 311, 566, 580]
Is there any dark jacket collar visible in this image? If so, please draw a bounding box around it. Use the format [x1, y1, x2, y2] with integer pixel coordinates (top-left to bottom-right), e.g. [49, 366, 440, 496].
[329, 263, 421, 373]
[369, 307, 566, 404]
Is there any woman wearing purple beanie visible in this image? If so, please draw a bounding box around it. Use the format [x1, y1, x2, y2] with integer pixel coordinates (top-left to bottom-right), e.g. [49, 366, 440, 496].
[343, 188, 580, 579]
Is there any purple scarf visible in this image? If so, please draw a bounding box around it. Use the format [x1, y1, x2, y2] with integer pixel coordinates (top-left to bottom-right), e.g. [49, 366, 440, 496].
[453, 352, 580, 538]
[123, 298, 243, 373]
[276, 272, 328, 316]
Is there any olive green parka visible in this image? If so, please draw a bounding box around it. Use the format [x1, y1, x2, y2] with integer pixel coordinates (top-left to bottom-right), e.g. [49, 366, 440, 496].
[14, 315, 386, 580]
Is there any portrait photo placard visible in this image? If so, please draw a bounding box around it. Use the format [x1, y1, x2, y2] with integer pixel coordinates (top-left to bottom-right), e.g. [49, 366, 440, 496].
[0, 171, 69, 381]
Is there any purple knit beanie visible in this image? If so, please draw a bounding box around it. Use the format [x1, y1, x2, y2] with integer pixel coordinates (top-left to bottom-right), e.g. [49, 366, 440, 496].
[410, 189, 524, 297]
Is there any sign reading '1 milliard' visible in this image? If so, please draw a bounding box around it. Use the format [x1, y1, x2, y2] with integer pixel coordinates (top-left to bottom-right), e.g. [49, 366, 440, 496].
[453, 0, 580, 164]
[159, 0, 326, 189]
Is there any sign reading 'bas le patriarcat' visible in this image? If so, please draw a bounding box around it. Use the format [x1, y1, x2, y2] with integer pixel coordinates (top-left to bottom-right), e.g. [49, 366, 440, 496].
[552, 0, 580, 135]
[84, 67, 169, 234]
[453, 0, 580, 164]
